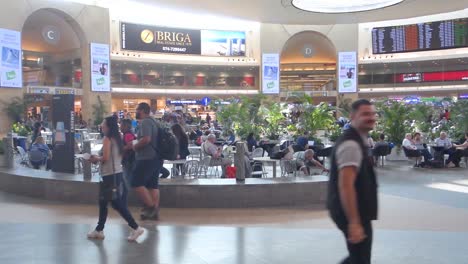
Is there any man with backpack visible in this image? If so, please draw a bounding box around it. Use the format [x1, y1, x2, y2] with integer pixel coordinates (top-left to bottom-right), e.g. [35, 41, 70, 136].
[132, 103, 162, 220]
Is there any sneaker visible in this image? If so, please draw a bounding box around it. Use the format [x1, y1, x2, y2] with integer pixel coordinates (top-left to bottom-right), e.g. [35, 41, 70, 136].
[127, 227, 145, 242]
[140, 207, 159, 221]
[87, 230, 105, 240]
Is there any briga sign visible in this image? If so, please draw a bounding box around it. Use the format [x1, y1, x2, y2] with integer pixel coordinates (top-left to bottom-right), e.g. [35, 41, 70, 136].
[121, 22, 201, 55]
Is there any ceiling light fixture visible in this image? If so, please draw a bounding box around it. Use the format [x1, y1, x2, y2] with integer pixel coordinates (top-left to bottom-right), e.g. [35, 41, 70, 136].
[292, 0, 404, 13]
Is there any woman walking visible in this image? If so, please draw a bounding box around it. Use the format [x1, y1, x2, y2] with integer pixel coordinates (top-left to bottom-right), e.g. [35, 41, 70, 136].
[87, 115, 144, 242]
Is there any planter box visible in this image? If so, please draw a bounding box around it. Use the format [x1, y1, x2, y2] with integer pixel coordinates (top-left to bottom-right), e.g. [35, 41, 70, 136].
[386, 147, 408, 161]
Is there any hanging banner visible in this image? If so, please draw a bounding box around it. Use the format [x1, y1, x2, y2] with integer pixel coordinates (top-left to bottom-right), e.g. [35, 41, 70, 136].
[262, 53, 280, 94]
[0, 28, 22, 88]
[338, 51, 357, 93]
[90, 43, 111, 92]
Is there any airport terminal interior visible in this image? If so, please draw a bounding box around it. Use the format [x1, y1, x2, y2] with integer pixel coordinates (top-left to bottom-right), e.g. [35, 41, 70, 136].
[0, 0, 468, 263]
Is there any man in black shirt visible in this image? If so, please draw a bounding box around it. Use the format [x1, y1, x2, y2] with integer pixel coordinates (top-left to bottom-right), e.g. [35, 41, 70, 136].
[327, 99, 378, 264]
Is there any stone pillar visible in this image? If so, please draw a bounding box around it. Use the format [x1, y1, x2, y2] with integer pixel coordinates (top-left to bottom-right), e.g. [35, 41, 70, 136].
[336, 93, 359, 118]
[80, 44, 112, 129]
[3, 134, 14, 168]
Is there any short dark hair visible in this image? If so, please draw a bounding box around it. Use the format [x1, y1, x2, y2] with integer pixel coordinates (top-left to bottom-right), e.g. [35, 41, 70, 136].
[379, 133, 385, 140]
[413, 132, 421, 137]
[351, 99, 373, 113]
[136, 102, 150, 114]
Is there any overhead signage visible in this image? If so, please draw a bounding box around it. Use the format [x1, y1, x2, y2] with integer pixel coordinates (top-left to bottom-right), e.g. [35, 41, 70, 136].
[402, 73, 422, 83]
[120, 22, 245, 56]
[90, 43, 111, 92]
[338, 52, 357, 93]
[0, 28, 22, 88]
[262, 54, 280, 94]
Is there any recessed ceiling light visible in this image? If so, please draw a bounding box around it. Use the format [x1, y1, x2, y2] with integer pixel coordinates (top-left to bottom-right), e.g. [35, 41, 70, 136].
[292, 0, 404, 13]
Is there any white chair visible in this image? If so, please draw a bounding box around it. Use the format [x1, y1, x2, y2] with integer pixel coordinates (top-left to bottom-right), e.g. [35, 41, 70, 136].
[280, 159, 297, 177]
[252, 148, 264, 158]
[188, 148, 202, 160]
[16, 146, 30, 167]
[198, 156, 212, 178]
[183, 160, 200, 178]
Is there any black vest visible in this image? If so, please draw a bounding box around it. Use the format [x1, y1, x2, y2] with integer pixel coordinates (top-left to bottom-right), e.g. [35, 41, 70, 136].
[327, 127, 378, 224]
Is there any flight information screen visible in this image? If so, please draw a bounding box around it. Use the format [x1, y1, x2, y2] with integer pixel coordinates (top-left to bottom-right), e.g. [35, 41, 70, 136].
[372, 18, 468, 54]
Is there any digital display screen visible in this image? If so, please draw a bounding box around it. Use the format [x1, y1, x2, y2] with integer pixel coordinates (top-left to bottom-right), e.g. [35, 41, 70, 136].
[372, 18, 468, 54]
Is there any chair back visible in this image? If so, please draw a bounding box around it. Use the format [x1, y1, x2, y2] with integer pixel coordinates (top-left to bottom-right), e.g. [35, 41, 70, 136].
[16, 146, 27, 158]
[252, 148, 264, 158]
[403, 147, 421, 158]
[316, 147, 333, 158]
[373, 145, 390, 156]
[280, 159, 296, 176]
[183, 160, 199, 177]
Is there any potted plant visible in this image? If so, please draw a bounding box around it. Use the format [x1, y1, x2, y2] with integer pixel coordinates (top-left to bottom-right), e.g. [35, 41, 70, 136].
[375, 100, 410, 160]
[11, 122, 31, 151]
[259, 102, 285, 140]
[92, 95, 107, 129]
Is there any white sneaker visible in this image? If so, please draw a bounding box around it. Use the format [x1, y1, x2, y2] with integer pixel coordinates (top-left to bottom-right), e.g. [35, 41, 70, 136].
[127, 227, 145, 242]
[87, 230, 105, 240]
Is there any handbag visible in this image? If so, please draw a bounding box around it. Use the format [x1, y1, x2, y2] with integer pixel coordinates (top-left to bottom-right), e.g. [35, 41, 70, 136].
[99, 141, 122, 201]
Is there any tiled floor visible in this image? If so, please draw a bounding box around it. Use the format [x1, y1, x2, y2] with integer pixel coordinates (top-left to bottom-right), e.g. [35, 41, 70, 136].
[0, 161, 468, 263]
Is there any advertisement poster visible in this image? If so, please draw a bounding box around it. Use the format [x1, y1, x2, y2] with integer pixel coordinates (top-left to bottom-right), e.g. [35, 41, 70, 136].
[121, 22, 201, 55]
[262, 54, 280, 94]
[338, 51, 357, 93]
[90, 43, 110, 92]
[201, 30, 245, 56]
[120, 22, 246, 57]
[0, 28, 22, 88]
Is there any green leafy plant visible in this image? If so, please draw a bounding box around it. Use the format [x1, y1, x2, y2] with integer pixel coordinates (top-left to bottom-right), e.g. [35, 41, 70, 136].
[2, 97, 29, 123]
[408, 103, 434, 133]
[12, 122, 31, 137]
[450, 99, 468, 140]
[298, 99, 336, 136]
[376, 100, 409, 147]
[327, 124, 342, 142]
[337, 94, 353, 118]
[259, 101, 285, 140]
[92, 95, 107, 127]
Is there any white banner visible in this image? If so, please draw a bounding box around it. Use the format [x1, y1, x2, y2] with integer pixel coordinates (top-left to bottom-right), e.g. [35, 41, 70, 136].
[262, 53, 280, 94]
[0, 28, 22, 88]
[90, 43, 110, 92]
[338, 51, 357, 93]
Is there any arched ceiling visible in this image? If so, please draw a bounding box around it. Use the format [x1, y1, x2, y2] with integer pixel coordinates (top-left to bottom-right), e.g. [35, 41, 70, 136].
[22, 9, 81, 53]
[281, 31, 336, 64]
[135, 0, 468, 25]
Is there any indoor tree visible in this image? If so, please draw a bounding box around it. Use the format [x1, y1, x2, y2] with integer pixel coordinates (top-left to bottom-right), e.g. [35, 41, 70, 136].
[376, 99, 410, 148]
[92, 95, 107, 128]
[258, 101, 285, 140]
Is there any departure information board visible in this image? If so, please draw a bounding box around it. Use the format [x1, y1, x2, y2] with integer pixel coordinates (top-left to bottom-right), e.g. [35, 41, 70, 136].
[372, 18, 468, 54]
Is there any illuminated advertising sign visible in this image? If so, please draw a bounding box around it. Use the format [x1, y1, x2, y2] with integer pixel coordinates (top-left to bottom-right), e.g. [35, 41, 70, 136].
[0, 28, 22, 88]
[262, 53, 280, 94]
[121, 22, 246, 56]
[90, 43, 111, 92]
[338, 52, 357, 93]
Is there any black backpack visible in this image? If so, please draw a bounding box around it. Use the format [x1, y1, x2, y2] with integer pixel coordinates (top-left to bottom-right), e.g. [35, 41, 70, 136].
[156, 123, 179, 161]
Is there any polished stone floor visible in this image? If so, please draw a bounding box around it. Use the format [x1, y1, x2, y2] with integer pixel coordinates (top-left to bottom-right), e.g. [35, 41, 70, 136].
[0, 161, 468, 263]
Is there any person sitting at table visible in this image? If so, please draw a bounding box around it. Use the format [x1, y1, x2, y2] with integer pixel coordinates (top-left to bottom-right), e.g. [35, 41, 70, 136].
[413, 132, 433, 161]
[202, 134, 232, 178]
[31, 122, 44, 147]
[293, 149, 328, 175]
[246, 132, 259, 152]
[294, 134, 309, 152]
[402, 133, 423, 162]
[373, 133, 389, 163]
[29, 136, 52, 170]
[435, 131, 455, 164]
[446, 132, 468, 168]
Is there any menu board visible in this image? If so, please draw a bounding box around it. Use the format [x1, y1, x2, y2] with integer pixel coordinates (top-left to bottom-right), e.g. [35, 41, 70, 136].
[372, 18, 468, 54]
[262, 54, 280, 94]
[338, 52, 357, 93]
[0, 28, 22, 88]
[90, 43, 111, 92]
